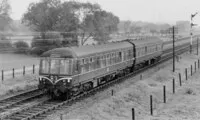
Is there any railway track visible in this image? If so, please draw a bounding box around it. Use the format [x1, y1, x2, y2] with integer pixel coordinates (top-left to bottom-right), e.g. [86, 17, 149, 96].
[0, 89, 47, 120]
[1, 41, 197, 120]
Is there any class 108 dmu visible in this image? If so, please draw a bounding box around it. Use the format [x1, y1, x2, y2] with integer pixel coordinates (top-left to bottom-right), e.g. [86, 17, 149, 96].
[38, 37, 163, 99]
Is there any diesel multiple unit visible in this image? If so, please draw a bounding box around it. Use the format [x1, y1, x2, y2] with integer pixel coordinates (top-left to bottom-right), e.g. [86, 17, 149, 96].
[38, 37, 163, 99]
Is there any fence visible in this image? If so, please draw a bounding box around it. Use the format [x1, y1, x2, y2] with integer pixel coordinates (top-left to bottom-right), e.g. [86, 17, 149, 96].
[1, 64, 39, 82]
[130, 59, 200, 120]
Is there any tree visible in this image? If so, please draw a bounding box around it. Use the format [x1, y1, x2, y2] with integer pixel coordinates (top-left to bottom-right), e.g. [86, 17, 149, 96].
[53, 1, 80, 46]
[23, 0, 120, 47]
[130, 25, 141, 34]
[123, 20, 131, 34]
[75, 2, 101, 45]
[91, 10, 119, 44]
[22, 0, 61, 38]
[0, 0, 12, 38]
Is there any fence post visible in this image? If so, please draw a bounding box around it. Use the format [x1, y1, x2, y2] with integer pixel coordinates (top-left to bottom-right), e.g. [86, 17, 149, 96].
[1, 70, 3, 82]
[179, 73, 182, 86]
[13, 68, 15, 78]
[195, 62, 197, 73]
[23, 66, 25, 76]
[185, 68, 188, 80]
[111, 89, 114, 96]
[163, 85, 166, 103]
[150, 95, 153, 115]
[60, 114, 63, 120]
[132, 108, 135, 120]
[198, 59, 200, 69]
[173, 78, 175, 94]
[140, 74, 142, 80]
[33, 64, 35, 74]
[191, 65, 193, 76]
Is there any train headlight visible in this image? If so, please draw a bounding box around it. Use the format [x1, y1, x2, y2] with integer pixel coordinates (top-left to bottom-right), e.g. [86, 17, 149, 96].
[67, 78, 72, 83]
[39, 77, 43, 83]
[50, 75, 53, 80]
[63, 81, 66, 86]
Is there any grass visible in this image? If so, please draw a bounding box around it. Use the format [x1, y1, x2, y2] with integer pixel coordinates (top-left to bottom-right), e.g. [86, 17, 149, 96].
[0, 53, 39, 70]
[0, 74, 38, 98]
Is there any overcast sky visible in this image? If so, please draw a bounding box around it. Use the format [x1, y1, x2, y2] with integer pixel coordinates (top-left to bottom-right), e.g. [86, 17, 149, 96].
[10, 0, 200, 25]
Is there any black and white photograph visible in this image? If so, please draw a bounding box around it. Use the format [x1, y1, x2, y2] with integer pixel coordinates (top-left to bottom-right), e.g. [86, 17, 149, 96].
[1, 0, 200, 119]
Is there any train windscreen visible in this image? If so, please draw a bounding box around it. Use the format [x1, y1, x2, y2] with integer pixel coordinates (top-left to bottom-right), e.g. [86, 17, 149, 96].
[40, 58, 72, 75]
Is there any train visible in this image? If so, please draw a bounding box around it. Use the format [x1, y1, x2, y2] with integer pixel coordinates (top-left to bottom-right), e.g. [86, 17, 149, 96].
[38, 37, 164, 99]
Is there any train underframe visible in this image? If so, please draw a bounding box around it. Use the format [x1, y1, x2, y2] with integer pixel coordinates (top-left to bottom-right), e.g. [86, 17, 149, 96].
[47, 56, 161, 100]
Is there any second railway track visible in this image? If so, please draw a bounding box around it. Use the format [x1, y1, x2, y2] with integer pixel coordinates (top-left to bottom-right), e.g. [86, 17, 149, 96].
[0, 89, 47, 120]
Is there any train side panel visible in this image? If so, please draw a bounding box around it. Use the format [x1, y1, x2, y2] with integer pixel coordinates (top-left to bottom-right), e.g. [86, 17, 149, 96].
[71, 58, 134, 86]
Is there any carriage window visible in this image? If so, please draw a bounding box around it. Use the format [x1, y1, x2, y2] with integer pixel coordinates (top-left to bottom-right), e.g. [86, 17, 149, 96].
[90, 57, 93, 63]
[104, 55, 106, 59]
[82, 58, 85, 64]
[60, 59, 71, 74]
[145, 46, 147, 53]
[118, 52, 122, 62]
[123, 51, 126, 61]
[50, 59, 60, 74]
[40, 58, 50, 73]
[96, 56, 101, 68]
[85, 58, 89, 64]
[128, 50, 132, 59]
[106, 54, 111, 65]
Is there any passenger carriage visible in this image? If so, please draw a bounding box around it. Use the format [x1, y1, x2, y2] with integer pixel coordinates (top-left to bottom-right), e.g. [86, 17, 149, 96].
[38, 37, 163, 99]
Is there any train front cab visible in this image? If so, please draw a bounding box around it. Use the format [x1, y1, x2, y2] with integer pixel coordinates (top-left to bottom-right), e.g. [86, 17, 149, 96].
[38, 57, 74, 99]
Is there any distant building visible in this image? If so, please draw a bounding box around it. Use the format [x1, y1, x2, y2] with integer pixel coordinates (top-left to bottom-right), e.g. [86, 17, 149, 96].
[176, 21, 190, 34]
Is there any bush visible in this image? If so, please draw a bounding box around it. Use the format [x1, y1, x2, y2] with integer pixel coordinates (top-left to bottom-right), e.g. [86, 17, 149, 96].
[14, 41, 29, 48]
[0, 40, 12, 48]
[0, 40, 13, 52]
[13, 41, 29, 54]
[31, 32, 62, 48]
[30, 32, 63, 55]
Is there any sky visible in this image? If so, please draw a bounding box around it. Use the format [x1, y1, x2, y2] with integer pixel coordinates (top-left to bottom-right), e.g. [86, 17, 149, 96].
[10, 0, 200, 25]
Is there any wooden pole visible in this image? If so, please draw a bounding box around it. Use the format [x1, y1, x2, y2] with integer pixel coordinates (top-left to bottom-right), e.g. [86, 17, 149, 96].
[185, 68, 188, 80]
[150, 95, 153, 115]
[1, 70, 3, 82]
[197, 38, 199, 55]
[13, 68, 15, 78]
[179, 73, 182, 86]
[163, 85, 166, 103]
[23, 66, 25, 75]
[33, 64, 35, 74]
[132, 108, 135, 120]
[173, 26, 175, 72]
[173, 78, 175, 94]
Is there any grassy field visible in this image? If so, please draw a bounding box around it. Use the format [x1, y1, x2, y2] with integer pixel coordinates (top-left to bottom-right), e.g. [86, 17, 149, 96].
[0, 53, 39, 70]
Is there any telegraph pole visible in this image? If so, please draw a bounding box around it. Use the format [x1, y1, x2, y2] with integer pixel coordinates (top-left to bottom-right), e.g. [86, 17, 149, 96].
[190, 12, 198, 53]
[173, 26, 175, 72]
[197, 38, 199, 55]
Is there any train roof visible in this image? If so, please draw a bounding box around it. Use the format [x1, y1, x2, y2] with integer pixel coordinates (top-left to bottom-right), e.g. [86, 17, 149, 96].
[41, 36, 163, 58]
[41, 41, 132, 58]
[128, 36, 163, 47]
